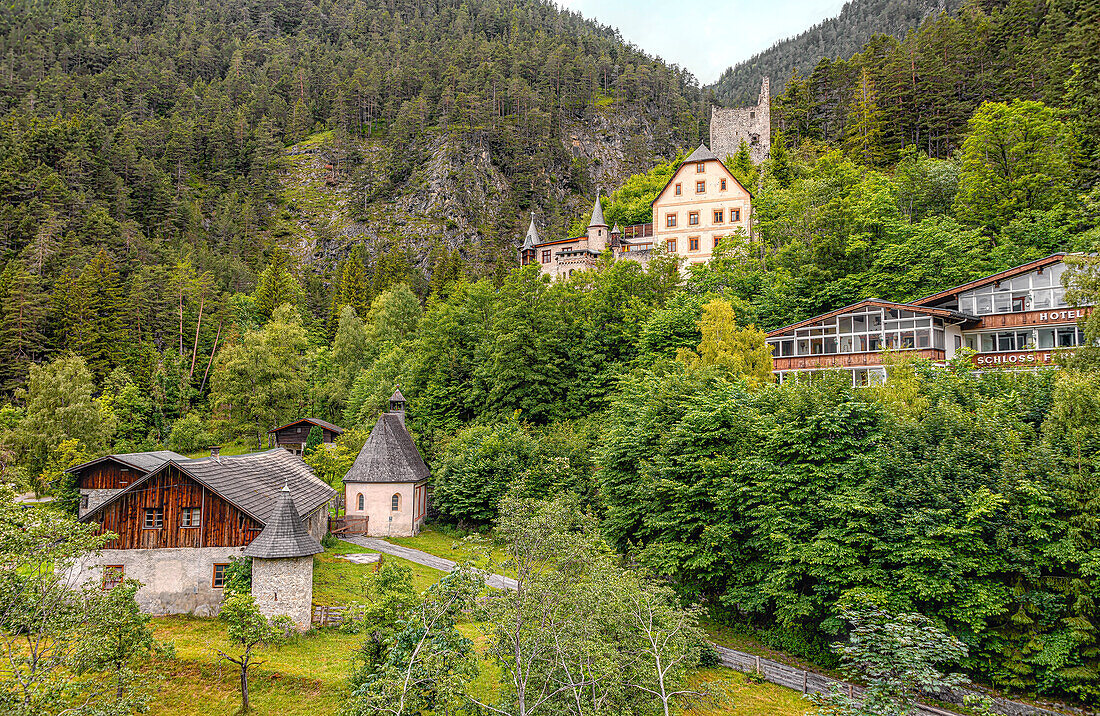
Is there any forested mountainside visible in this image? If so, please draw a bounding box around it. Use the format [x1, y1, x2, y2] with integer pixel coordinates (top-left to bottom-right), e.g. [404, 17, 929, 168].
[0, 0, 707, 391]
[709, 0, 962, 105]
[771, 0, 1100, 175]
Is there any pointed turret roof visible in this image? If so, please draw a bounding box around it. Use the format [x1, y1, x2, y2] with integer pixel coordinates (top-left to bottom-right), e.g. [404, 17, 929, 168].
[588, 193, 607, 228]
[611, 223, 621, 234]
[522, 213, 539, 250]
[242, 484, 324, 559]
[343, 410, 429, 484]
[389, 388, 406, 403]
[684, 144, 719, 163]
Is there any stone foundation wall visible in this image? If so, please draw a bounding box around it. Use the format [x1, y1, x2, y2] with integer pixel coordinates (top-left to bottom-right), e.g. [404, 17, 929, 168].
[251, 556, 314, 630]
[65, 546, 245, 616]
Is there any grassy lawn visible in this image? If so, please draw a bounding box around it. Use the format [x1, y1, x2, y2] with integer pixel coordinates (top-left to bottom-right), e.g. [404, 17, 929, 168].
[389, 526, 514, 575]
[313, 538, 445, 604]
[140, 542, 808, 715]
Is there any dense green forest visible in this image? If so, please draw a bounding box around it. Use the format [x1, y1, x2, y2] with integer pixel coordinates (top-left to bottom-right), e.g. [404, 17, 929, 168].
[710, 0, 963, 104]
[4, 0, 1100, 708]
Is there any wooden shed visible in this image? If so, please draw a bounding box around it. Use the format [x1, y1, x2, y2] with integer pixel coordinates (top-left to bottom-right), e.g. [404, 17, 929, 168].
[267, 418, 344, 455]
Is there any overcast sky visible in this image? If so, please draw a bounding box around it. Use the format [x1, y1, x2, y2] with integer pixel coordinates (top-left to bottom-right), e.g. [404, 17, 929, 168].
[556, 0, 848, 85]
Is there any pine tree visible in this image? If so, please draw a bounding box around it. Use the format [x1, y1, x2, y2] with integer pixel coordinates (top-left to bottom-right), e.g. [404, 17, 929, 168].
[844, 66, 886, 166]
[0, 261, 50, 391]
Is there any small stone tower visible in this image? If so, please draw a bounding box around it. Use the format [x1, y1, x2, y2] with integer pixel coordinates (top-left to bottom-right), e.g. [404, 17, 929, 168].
[586, 193, 608, 253]
[710, 77, 771, 165]
[520, 214, 538, 265]
[243, 483, 324, 630]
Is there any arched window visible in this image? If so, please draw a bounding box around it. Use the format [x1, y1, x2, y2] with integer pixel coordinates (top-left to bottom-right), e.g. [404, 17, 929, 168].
[391, 493, 400, 511]
[357, 493, 364, 511]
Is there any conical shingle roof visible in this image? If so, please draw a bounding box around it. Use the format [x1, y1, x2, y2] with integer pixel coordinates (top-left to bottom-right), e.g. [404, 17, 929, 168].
[243, 485, 324, 559]
[522, 214, 539, 250]
[588, 194, 607, 228]
[389, 388, 406, 403]
[343, 412, 429, 484]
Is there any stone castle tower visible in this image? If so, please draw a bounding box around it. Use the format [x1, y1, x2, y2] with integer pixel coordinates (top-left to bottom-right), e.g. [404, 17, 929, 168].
[710, 77, 771, 165]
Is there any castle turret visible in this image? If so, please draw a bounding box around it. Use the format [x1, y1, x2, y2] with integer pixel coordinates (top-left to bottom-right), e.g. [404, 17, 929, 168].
[520, 213, 539, 265]
[586, 193, 608, 253]
[610, 223, 622, 252]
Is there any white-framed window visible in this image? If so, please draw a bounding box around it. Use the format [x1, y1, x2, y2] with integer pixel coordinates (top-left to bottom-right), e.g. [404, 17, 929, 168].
[391, 493, 400, 511]
[958, 264, 1068, 316]
[181, 507, 201, 528]
[144, 508, 163, 529]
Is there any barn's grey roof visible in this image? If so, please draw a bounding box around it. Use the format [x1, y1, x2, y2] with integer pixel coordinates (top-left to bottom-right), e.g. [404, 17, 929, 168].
[343, 412, 429, 484]
[66, 450, 188, 475]
[243, 485, 324, 559]
[685, 143, 719, 163]
[523, 214, 539, 250]
[81, 449, 335, 526]
[588, 194, 607, 228]
[268, 417, 344, 435]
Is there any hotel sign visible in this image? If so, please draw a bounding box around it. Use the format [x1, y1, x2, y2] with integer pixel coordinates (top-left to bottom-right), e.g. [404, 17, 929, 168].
[977, 308, 1088, 329]
[973, 351, 1066, 367]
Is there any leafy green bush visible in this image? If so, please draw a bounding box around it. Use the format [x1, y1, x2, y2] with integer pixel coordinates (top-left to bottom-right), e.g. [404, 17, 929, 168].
[167, 413, 214, 454]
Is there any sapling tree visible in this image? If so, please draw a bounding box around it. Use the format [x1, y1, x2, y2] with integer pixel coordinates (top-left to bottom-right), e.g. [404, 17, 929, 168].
[346, 566, 481, 716]
[810, 606, 968, 716]
[76, 579, 171, 706]
[0, 483, 128, 715]
[216, 593, 293, 713]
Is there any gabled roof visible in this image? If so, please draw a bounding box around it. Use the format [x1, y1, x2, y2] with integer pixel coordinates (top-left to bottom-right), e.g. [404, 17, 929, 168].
[66, 450, 188, 475]
[588, 194, 607, 228]
[684, 143, 719, 163]
[81, 449, 335, 526]
[343, 412, 430, 484]
[268, 417, 344, 435]
[766, 299, 974, 337]
[913, 253, 1070, 307]
[522, 214, 539, 251]
[390, 388, 406, 403]
[243, 485, 324, 559]
[650, 145, 753, 206]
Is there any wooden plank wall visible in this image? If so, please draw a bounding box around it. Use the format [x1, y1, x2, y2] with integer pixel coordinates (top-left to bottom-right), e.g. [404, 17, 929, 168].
[79, 462, 139, 489]
[95, 465, 262, 549]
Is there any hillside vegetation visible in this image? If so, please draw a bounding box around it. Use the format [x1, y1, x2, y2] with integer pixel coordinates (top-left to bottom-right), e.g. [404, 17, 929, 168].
[710, 0, 963, 104]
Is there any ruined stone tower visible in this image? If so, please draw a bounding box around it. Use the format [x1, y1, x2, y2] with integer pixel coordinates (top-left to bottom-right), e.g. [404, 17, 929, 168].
[710, 77, 771, 165]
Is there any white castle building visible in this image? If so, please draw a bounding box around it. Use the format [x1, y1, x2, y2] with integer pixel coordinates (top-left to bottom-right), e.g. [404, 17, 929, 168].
[521, 144, 753, 277]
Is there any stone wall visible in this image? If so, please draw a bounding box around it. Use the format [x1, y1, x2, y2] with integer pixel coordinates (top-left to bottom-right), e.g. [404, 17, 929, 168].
[79, 488, 121, 517]
[66, 546, 244, 616]
[251, 556, 314, 630]
[710, 78, 771, 165]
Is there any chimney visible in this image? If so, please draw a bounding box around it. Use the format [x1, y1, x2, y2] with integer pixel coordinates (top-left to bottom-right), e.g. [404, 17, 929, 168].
[209, 446, 221, 461]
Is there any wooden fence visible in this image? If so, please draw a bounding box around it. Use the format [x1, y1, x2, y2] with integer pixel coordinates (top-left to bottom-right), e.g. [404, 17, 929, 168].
[714, 646, 1073, 716]
[328, 516, 368, 535]
[312, 605, 349, 628]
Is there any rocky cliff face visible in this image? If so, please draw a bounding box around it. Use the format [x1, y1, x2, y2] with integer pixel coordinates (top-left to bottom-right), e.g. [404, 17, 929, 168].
[283, 102, 696, 278]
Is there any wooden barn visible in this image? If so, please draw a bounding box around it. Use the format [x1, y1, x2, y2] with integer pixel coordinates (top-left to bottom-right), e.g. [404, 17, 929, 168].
[68, 449, 335, 617]
[267, 418, 343, 455]
[341, 390, 428, 538]
[66, 450, 188, 517]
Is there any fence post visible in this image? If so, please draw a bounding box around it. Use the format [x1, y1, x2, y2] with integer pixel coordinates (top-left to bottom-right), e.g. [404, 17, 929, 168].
[755, 655, 761, 675]
[803, 670, 808, 694]
[849, 684, 853, 699]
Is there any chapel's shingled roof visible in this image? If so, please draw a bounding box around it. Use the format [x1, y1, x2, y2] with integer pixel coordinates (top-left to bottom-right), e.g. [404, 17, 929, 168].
[343, 412, 429, 484]
[81, 449, 335, 525]
[267, 417, 344, 435]
[66, 450, 188, 474]
[243, 485, 324, 559]
[684, 143, 719, 163]
[588, 193, 607, 228]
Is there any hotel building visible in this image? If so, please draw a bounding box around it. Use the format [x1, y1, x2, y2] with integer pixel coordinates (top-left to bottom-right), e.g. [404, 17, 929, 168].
[766, 254, 1091, 385]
